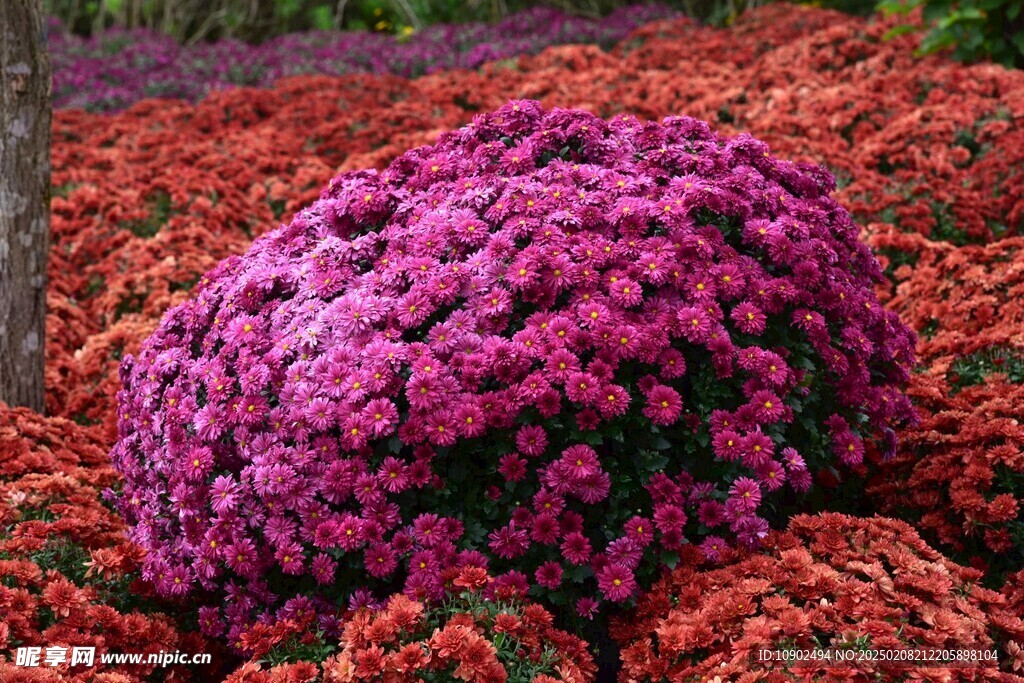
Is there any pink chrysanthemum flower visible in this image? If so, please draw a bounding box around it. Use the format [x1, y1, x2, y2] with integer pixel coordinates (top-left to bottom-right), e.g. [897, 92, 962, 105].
[642, 385, 683, 425]
[597, 563, 636, 602]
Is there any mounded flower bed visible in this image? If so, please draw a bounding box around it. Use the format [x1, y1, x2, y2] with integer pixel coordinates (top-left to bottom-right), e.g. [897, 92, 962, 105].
[110, 100, 916, 645]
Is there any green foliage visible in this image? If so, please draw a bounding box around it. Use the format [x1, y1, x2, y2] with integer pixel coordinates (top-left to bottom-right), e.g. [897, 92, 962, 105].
[123, 190, 174, 239]
[792, 0, 877, 15]
[878, 0, 1024, 68]
[262, 631, 337, 667]
[47, 0, 350, 42]
[44, 0, 825, 42]
[947, 346, 1024, 393]
[308, 4, 333, 30]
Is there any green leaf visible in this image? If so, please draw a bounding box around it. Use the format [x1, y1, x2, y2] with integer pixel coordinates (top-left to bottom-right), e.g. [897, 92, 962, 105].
[660, 551, 680, 569]
[309, 5, 333, 30]
[564, 565, 590, 583]
[882, 23, 922, 40]
[274, 0, 302, 20]
[923, 1, 954, 22]
[919, 29, 959, 54]
[1012, 31, 1024, 55]
[464, 519, 487, 546]
[643, 452, 670, 471]
[877, 0, 922, 15]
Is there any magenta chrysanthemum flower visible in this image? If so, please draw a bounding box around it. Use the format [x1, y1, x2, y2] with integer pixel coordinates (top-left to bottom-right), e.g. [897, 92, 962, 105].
[642, 385, 683, 426]
[560, 532, 593, 566]
[498, 453, 528, 483]
[741, 431, 775, 468]
[833, 431, 866, 465]
[654, 504, 688, 534]
[696, 500, 725, 528]
[530, 511, 560, 545]
[756, 460, 787, 491]
[729, 478, 762, 512]
[623, 516, 655, 548]
[750, 390, 785, 424]
[516, 424, 548, 458]
[561, 445, 600, 480]
[534, 561, 564, 590]
[699, 536, 730, 563]
[712, 429, 742, 462]
[606, 537, 643, 570]
[310, 554, 337, 585]
[576, 597, 600, 620]
[379, 457, 410, 493]
[365, 543, 398, 578]
[597, 563, 636, 602]
[488, 524, 530, 559]
[730, 301, 767, 334]
[225, 538, 258, 577]
[678, 306, 713, 342]
[210, 475, 240, 515]
[782, 447, 807, 471]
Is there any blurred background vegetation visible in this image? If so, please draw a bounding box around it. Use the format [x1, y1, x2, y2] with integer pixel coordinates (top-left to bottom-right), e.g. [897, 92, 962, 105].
[45, 0, 1023, 67]
[43, 0, 869, 43]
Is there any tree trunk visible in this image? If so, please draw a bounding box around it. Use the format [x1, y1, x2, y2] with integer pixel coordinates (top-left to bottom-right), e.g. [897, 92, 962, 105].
[0, 0, 51, 413]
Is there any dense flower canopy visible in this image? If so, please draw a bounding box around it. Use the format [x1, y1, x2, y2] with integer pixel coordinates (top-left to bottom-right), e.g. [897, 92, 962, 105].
[110, 99, 916, 643]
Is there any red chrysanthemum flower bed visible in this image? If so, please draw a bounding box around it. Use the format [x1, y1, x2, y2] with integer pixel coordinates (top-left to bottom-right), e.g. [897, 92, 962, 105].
[866, 236, 1024, 577]
[226, 566, 595, 683]
[0, 407, 205, 682]
[995, 570, 1024, 673]
[610, 513, 1021, 681]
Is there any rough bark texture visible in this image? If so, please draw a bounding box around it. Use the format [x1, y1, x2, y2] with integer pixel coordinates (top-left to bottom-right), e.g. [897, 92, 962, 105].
[1, 0, 51, 413]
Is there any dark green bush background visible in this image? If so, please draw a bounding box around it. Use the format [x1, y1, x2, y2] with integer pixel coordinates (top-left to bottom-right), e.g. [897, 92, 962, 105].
[880, 0, 1023, 68]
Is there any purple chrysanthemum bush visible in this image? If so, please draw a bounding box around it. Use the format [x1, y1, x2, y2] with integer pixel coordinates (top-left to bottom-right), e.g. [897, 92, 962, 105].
[111, 100, 917, 646]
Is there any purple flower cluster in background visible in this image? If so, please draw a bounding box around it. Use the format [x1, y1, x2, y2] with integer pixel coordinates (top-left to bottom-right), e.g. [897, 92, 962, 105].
[49, 6, 677, 112]
[111, 100, 916, 642]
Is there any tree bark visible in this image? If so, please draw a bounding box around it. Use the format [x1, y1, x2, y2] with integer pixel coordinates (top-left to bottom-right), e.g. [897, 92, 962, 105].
[0, 0, 51, 413]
